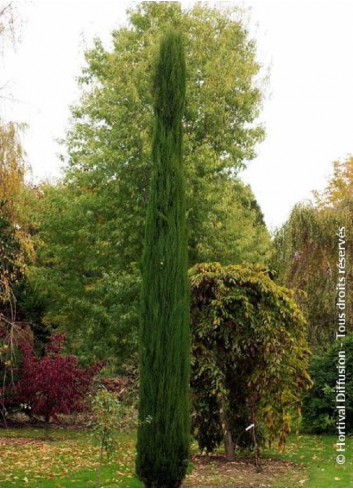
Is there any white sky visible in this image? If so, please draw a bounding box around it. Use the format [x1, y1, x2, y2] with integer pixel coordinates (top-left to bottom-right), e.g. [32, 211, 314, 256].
[2, 0, 353, 230]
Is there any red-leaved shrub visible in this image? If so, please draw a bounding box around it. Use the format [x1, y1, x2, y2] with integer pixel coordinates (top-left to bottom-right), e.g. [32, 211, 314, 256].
[16, 333, 102, 428]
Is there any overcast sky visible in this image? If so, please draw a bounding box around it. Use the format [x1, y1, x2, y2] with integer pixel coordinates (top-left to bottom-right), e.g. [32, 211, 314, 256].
[2, 0, 353, 230]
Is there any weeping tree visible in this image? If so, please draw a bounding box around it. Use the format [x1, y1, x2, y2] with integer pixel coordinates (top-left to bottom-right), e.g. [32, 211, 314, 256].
[189, 263, 311, 461]
[136, 30, 190, 488]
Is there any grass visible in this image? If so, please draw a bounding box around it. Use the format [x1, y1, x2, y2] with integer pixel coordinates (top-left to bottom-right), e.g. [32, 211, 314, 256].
[0, 427, 351, 487]
[0, 428, 142, 488]
[263, 433, 353, 488]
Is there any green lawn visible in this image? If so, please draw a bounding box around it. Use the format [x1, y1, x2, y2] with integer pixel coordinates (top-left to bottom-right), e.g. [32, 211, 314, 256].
[0, 428, 351, 487]
[264, 433, 353, 488]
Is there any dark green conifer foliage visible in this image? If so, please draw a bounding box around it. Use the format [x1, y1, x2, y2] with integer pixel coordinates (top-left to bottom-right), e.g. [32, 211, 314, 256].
[136, 30, 190, 488]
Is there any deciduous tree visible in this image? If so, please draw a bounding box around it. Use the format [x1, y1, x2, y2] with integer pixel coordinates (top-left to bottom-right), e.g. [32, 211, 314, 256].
[271, 156, 353, 352]
[29, 3, 270, 365]
[190, 263, 311, 460]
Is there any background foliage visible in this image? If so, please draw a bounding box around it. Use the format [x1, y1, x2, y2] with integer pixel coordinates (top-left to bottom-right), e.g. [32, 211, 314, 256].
[27, 2, 270, 367]
[271, 156, 353, 352]
[302, 333, 353, 434]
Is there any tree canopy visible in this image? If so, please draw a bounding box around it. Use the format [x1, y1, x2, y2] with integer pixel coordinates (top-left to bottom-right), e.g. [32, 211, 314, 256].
[0, 122, 34, 326]
[28, 2, 270, 366]
[64, 1, 267, 270]
[271, 156, 353, 352]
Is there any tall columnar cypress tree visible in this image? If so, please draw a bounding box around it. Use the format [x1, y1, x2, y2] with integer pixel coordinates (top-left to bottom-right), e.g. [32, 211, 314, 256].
[136, 30, 190, 488]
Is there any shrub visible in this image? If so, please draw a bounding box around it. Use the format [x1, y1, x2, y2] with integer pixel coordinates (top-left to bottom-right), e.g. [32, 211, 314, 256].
[15, 333, 102, 437]
[302, 334, 353, 434]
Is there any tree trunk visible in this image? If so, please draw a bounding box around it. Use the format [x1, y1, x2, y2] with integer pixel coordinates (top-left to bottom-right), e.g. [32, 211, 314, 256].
[251, 397, 261, 472]
[44, 414, 51, 441]
[96, 431, 105, 487]
[221, 399, 235, 461]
